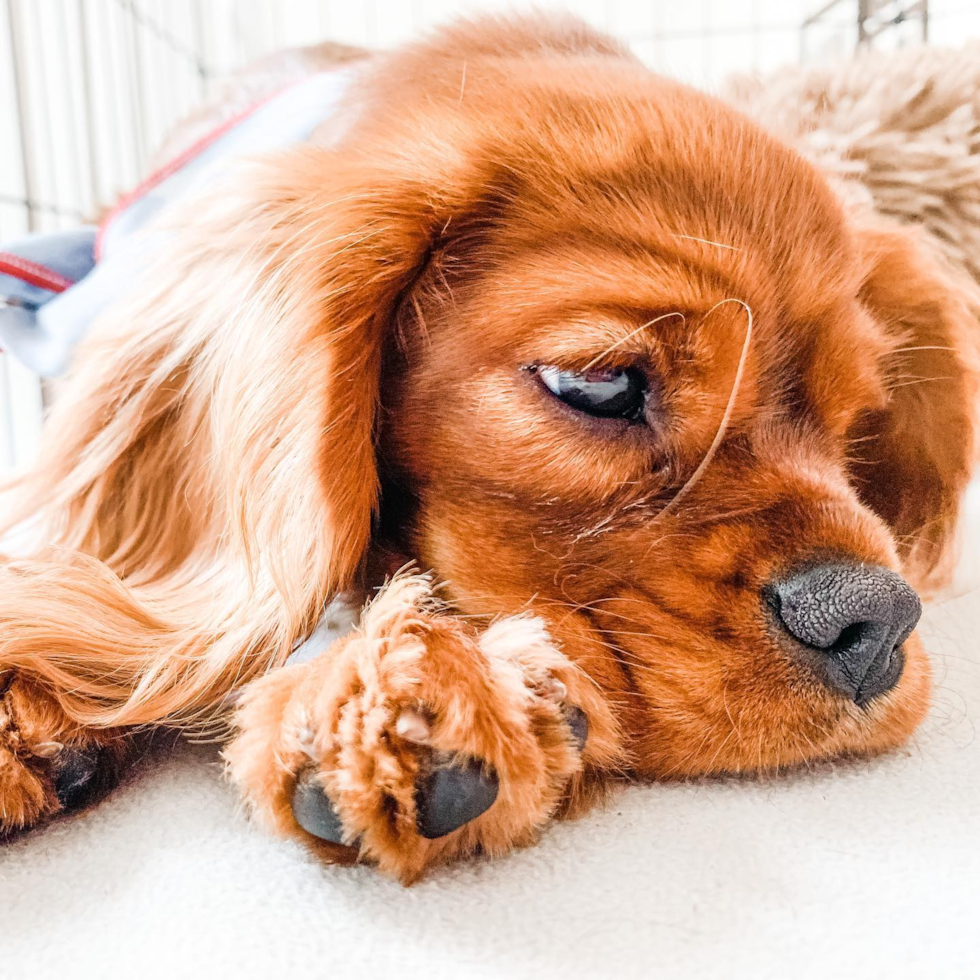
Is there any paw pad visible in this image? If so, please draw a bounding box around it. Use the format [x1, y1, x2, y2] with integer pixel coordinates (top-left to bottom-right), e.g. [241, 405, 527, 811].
[291, 771, 346, 844]
[53, 744, 106, 811]
[564, 705, 589, 751]
[414, 755, 499, 840]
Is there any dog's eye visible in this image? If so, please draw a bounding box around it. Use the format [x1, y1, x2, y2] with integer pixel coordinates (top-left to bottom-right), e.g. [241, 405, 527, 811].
[531, 365, 646, 420]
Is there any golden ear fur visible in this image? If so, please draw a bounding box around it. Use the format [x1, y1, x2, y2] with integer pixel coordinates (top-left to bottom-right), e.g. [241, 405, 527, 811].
[850, 222, 979, 594]
[0, 15, 608, 730]
[0, 139, 466, 727]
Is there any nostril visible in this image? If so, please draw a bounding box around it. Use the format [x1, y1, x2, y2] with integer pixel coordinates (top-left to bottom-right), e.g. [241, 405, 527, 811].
[831, 621, 868, 654]
[766, 563, 921, 704]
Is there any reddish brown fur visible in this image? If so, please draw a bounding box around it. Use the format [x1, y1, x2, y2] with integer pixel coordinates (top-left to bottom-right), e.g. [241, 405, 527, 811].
[0, 15, 976, 879]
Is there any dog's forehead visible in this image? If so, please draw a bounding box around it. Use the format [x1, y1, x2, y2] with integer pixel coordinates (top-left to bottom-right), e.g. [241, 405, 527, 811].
[478, 75, 855, 271]
[433, 139, 860, 344]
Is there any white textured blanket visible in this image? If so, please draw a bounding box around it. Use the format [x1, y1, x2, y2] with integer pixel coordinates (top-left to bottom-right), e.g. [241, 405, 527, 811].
[3, 487, 979, 980]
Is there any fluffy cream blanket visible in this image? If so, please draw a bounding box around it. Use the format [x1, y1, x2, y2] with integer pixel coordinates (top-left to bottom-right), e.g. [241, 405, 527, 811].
[727, 42, 980, 287]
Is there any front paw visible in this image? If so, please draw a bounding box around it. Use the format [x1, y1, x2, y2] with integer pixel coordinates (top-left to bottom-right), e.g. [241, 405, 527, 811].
[224, 575, 600, 882]
[0, 673, 126, 835]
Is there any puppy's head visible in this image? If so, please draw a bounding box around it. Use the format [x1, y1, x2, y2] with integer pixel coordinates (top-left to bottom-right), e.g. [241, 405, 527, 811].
[181, 18, 978, 775]
[369, 23, 979, 776]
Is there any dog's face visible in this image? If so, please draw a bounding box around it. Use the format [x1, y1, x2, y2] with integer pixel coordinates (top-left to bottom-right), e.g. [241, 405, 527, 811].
[371, 67, 976, 777]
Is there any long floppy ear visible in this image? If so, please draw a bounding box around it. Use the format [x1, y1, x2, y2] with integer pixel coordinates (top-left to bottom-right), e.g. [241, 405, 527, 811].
[0, 134, 488, 727]
[848, 223, 979, 593]
[0, 14, 634, 728]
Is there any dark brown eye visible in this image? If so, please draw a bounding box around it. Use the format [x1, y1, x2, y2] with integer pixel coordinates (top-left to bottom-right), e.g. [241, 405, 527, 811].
[532, 365, 647, 420]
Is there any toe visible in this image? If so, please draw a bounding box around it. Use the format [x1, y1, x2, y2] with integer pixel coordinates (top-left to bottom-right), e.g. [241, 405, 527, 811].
[29, 741, 64, 760]
[394, 708, 431, 744]
[415, 755, 499, 840]
[537, 676, 568, 703]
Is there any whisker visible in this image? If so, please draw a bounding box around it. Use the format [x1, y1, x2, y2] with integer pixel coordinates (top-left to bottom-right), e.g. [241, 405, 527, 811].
[581, 311, 685, 372]
[886, 376, 953, 390]
[671, 234, 741, 252]
[891, 345, 956, 354]
[721, 682, 743, 754]
[652, 298, 753, 521]
[584, 627, 674, 642]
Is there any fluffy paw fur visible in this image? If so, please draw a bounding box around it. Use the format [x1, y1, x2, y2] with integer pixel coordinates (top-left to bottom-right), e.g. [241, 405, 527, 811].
[0, 672, 126, 834]
[224, 575, 597, 882]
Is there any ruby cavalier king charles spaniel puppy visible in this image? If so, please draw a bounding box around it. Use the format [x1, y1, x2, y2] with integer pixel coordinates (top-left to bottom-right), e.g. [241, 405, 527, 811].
[0, 14, 976, 882]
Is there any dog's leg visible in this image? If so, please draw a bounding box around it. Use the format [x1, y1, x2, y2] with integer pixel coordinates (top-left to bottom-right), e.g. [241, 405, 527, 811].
[225, 574, 620, 882]
[0, 672, 130, 833]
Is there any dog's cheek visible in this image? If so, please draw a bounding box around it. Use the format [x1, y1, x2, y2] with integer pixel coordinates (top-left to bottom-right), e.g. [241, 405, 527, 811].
[409, 496, 549, 607]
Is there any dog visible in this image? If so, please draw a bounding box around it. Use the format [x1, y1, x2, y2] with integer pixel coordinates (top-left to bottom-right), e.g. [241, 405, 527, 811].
[0, 14, 977, 883]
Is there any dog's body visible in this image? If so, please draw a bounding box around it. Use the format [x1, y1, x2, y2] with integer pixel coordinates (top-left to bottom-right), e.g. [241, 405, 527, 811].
[1, 16, 978, 882]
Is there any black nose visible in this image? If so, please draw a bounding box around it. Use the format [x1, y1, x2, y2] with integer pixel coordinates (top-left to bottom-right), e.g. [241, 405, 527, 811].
[767, 563, 921, 705]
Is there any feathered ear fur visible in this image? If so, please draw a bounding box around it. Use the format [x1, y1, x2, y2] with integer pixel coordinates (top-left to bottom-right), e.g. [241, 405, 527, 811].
[0, 13, 630, 730]
[849, 223, 979, 594]
[0, 136, 487, 728]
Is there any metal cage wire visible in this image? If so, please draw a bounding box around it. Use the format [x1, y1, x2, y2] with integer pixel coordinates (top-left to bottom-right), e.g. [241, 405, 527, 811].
[1, 0, 978, 470]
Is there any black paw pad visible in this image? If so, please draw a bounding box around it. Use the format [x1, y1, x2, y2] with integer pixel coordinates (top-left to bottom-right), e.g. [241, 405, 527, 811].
[291, 771, 346, 844]
[54, 745, 107, 811]
[564, 706, 589, 751]
[415, 756, 499, 840]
